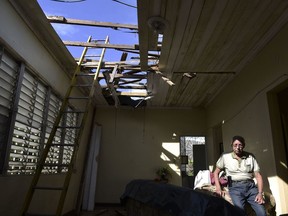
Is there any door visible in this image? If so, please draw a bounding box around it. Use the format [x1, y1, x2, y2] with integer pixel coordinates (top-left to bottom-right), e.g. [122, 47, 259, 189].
[82, 123, 102, 211]
[193, 145, 207, 177]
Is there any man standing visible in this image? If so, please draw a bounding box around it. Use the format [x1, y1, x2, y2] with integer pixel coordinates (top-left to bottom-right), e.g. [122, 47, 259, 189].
[213, 135, 266, 216]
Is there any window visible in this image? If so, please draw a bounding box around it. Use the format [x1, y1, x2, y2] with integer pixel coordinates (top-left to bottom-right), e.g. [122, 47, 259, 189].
[180, 136, 205, 176]
[0, 46, 18, 173]
[0, 46, 78, 175]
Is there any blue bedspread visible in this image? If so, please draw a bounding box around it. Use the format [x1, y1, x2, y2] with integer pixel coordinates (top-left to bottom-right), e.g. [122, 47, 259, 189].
[121, 179, 245, 216]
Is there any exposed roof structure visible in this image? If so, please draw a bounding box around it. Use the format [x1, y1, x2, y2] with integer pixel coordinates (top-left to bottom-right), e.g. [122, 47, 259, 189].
[47, 13, 160, 108]
[12, 0, 288, 108]
[138, 0, 288, 108]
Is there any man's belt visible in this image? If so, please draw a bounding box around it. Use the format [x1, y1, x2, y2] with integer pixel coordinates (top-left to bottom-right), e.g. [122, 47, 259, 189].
[231, 179, 254, 183]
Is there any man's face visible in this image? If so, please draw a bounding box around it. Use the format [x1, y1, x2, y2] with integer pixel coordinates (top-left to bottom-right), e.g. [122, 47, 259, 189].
[232, 139, 244, 156]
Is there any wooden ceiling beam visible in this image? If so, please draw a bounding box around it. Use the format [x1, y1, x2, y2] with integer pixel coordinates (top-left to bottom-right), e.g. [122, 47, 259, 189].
[81, 60, 158, 68]
[174, 71, 236, 75]
[117, 91, 148, 97]
[97, 74, 146, 79]
[137, 0, 149, 70]
[122, 70, 142, 75]
[116, 85, 146, 90]
[109, 65, 118, 83]
[115, 48, 161, 58]
[64, 41, 139, 50]
[118, 79, 142, 85]
[103, 71, 120, 107]
[47, 16, 138, 30]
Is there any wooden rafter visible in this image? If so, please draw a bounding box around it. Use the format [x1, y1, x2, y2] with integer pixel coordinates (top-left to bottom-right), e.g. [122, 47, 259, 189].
[64, 41, 139, 50]
[122, 70, 142, 75]
[47, 16, 138, 30]
[117, 91, 148, 97]
[118, 79, 143, 85]
[82, 62, 158, 71]
[103, 71, 120, 107]
[116, 85, 146, 90]
[97, 73, 146, 79]
[109, 65, 118, 83]
[115, 48, 161, 58]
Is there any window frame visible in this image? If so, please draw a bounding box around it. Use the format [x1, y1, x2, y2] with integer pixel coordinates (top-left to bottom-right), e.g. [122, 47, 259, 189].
[0, 45, 78, 175]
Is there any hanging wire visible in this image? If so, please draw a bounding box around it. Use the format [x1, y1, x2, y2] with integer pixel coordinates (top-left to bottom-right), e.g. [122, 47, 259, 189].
[112, 0, 137, 8]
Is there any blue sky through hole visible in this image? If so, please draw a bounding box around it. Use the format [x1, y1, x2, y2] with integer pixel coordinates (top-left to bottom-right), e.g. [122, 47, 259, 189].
[37, 0, 149, 100]
[37, 0, 139, 62]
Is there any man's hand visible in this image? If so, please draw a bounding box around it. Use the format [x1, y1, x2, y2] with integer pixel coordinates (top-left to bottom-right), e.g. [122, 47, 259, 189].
[215, 189, 223, 197]
[255, 193, 265, 204]
[215, 186, 224, 197]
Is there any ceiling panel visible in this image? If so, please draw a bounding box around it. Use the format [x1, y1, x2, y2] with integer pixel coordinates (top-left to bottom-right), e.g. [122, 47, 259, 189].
[140, 0, 288, 108]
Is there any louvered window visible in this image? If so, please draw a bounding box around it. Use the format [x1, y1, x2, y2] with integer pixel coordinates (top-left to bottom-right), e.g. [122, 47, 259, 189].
[0, 47, 19, 173]
[0, 46, 78, 175]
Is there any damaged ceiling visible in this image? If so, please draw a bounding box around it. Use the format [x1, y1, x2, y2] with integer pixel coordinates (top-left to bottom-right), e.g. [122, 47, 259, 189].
[16, 0, 288, 109]
[139, 0, 288, 108]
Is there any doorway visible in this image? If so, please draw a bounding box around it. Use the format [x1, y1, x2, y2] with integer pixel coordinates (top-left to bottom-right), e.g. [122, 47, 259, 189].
[179, 136, 206, 188]
[267, 84, 288, 214]
[268, 83, 288, 180]
[277, 87, 288, 165]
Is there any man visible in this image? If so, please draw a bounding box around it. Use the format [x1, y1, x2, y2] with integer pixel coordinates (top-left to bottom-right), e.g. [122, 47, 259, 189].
[213, 135, 266, 216]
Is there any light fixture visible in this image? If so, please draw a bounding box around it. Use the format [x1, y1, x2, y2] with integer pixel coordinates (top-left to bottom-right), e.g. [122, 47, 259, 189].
[147, 16, 169, 34]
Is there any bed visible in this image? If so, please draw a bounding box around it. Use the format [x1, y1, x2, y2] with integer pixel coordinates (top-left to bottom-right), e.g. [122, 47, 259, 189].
[120, 179, 246, 216]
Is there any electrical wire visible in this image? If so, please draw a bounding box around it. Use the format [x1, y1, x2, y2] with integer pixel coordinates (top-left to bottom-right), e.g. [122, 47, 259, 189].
[112, 0, 137, 8]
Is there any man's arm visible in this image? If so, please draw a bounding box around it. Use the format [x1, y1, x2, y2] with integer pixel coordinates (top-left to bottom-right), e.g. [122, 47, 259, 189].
[254, 171, 265, 204]
[213, 167, 223, 196]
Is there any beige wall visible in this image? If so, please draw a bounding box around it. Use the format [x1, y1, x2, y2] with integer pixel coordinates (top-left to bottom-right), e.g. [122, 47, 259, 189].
[206, 22, 288, 215]
[94, 107, 206, 203]
[0, 1, 72, 96]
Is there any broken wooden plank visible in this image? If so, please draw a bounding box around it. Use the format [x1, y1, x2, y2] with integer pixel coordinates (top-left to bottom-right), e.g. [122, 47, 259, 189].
[115, 48, 161, 57]
[103, 71, 120, 107]
[155, 70, 175, 86]
[109, 65, 118, 83]
[64, 41, 139, 50]
[97, 73, 146, 79]
[117, 91, 148, 97]
[117, 79, 143, 85]
[116, 85, 146, 90]
[47, 16, 138, 30]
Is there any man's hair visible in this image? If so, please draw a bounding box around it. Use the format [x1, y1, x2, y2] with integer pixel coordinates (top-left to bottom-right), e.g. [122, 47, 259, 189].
[232, 135, 245, 146]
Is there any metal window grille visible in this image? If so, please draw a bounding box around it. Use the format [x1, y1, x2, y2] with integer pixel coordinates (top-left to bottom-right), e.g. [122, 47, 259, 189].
[0, 46, 78, 175]
[0, 47, 19, 173]
[9, 71, 46, 174]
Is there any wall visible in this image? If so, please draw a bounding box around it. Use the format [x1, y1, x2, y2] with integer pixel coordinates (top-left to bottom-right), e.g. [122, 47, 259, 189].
[0, 1, 73, 95]
[94, 107, 206, 203]
[0, 1, 91, 215]
[206, 22, 288, 215]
